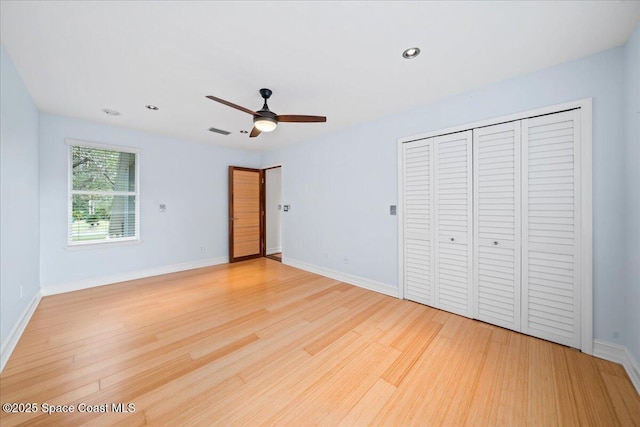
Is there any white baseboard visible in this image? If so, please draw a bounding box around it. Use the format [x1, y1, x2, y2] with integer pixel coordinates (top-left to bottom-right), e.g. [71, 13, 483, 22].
[593, 340, 640, 395]
[266, 247, 282, 255]
[42, 256, 228, 296]
[1, 290, 42, 372]
[284, 257, 399, 298]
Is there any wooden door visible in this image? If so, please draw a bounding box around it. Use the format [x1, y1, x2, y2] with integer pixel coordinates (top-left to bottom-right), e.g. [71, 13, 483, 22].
[229, 166, 263, 262]
[433, 130, 473, 317]
[473, 122, 522, 331]
[521, 110, 581, 348]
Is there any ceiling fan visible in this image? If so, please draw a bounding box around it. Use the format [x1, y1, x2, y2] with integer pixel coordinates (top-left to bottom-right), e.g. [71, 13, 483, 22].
[206, 88, 326, 138]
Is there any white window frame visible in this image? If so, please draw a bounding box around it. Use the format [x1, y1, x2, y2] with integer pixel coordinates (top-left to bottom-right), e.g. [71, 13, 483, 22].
[66, 139, 141, 248]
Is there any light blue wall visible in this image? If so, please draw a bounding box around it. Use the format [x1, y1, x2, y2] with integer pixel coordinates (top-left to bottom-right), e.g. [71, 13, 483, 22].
[0, 46, 40, 346]
[263, 46, 628, 345]
[624, 23, 640, 366]
[39, 114, 261, 293]
[262, 125, 399, 289]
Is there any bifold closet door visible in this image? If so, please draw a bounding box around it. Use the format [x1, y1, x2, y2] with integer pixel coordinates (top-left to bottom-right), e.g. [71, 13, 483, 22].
[402, 139, 434, 306]
[522, 110, 581, 349]
[433, 131, 473, 317]
[473, 122, 521, 331]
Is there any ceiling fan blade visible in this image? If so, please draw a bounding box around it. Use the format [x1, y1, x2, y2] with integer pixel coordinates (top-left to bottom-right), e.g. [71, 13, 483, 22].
[277, 115, 327, 123]
[249, 127, 261, 138]
[206, 95, 258, 116]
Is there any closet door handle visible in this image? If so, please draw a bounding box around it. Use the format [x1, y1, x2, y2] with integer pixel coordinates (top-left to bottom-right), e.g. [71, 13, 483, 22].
[450, 238, 455, 242]
[493, 241, 498, 245]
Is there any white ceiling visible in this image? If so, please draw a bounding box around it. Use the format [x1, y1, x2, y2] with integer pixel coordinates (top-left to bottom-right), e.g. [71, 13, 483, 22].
[1, 1, 639, 151]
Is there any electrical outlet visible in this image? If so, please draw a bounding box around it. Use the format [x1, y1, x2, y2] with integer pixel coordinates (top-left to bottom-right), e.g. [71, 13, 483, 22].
[343, 256, 349, 264]
[159, 204, 167, 213]
[200, 245, 205, 252]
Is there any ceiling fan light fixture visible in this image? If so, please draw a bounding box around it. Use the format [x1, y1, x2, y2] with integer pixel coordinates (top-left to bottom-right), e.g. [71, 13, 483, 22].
[254, 116, 277, 132]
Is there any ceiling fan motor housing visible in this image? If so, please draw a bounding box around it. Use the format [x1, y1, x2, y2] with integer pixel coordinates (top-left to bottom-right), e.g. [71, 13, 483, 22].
[256, 109, 276, 120]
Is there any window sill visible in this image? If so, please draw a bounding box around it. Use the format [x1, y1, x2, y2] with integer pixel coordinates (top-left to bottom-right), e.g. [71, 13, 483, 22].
[66, 238, 141, 251]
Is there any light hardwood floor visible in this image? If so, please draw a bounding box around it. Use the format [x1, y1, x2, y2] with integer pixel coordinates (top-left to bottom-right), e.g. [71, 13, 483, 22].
[1, 259, 638, 426]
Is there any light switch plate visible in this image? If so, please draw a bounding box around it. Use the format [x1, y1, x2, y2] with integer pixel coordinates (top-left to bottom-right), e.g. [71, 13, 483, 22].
[159, 204, 166, 213]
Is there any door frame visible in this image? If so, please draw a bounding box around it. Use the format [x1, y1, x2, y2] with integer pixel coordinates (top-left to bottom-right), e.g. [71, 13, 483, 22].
[397, 98, 593, 354]
[229, 166, 265, 263]
[263, 165, 283, 261]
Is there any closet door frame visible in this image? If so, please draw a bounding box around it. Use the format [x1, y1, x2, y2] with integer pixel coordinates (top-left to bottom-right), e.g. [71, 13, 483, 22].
[397, 98, 592, 354]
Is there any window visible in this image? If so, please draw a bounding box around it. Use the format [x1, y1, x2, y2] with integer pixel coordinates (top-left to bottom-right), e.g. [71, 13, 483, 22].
[67, 140, 139, 246]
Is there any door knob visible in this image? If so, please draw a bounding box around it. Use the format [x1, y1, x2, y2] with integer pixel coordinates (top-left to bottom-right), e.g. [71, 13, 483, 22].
[493, 241, 498, 245]
[450, 238, 455, 242]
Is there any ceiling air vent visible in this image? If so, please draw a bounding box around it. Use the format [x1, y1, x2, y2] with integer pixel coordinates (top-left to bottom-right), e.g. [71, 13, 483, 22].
[208, 127, 231, 135]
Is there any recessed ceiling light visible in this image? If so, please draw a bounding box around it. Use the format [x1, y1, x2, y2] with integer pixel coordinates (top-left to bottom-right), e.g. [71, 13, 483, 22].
[402, 47, 421, 59]
[240, 130, 248, 134]
[146, 105, 159, 110]
[102, 108, 120, 116]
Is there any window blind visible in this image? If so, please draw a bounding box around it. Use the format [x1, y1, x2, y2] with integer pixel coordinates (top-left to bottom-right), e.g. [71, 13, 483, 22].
[68, 143, 139, 245]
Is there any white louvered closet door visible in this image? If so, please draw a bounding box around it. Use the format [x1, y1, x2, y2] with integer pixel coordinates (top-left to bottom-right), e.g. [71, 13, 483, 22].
[402, 139, 434, 305]
[522, 110, 581, 348]
[434, 131, 473, 317]
[473, 122, 521, 330]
